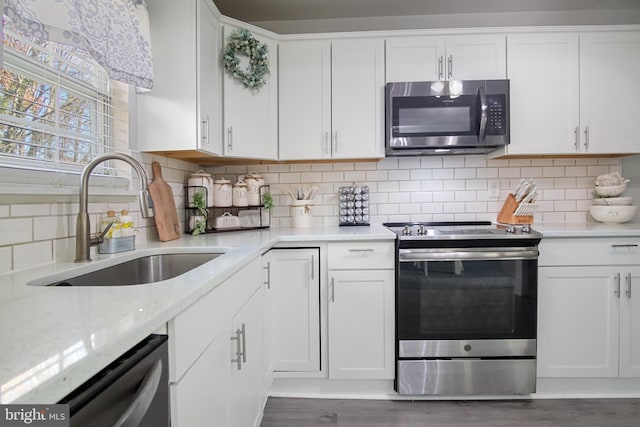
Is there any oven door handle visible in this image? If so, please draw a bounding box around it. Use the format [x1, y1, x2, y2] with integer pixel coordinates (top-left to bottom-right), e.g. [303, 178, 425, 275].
[399, 247, 539, 262]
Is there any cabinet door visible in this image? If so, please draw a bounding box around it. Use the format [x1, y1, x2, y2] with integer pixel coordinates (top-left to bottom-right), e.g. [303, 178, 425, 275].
[279, 40, 331, 160]
[230, 287, 264, 427]
[197, 0, 222, 155]
[506, 33, 580, 155]
[538, 266, 619, 377]
[331, 38, 385, 159]
[328, 269, 395, 379]
[171, 331, 231, 427]
[267, 249, 321, 373]
[137, 0, 197, 152]
[445, 34, 506, 80]
[580, 32, 640, 155]
[385, 36, 444, 82]
[223, 25, 278, 160]
[619, 267, 640, 377]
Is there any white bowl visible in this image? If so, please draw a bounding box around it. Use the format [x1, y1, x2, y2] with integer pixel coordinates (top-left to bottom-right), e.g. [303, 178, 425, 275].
[594, 183, 627, 197]
[592, 196, 633, 206]
[589, 205, 637, 223]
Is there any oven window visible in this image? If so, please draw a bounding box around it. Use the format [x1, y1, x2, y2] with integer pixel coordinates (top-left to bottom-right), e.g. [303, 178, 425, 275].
[397, 258, 537, 340]
[392, 95, 478, 137]
[398, 106, 471, 134]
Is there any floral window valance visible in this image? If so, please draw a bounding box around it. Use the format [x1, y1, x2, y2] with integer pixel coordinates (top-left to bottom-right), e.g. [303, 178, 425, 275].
[3, 0, 154, 89]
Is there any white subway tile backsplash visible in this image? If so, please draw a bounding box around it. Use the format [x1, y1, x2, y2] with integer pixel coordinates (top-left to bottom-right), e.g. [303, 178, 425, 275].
[13, 241, 52, 271]
[1, 153, 625, 273]
[11, 204, 51, 217]
[1, 218, 32, 245]
[34, 216, 70, 241]
[0, 246, 11, 271]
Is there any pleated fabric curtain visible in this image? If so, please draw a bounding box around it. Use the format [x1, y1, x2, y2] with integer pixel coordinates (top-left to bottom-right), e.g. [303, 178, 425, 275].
[3, 0, 154, 89]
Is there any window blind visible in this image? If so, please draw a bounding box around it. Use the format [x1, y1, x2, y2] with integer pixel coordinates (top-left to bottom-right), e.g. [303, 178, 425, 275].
[0, 19, 130, 180]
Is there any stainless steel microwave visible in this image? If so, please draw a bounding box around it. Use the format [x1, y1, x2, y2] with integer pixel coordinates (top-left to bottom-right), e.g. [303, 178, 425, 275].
[385, 79, 509, 156]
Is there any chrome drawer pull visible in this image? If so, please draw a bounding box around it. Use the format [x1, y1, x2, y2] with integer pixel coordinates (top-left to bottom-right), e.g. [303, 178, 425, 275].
[626, 273, 632, 299]
[348, 248, 374, 252]
[614, 272, 621, 298]
[611, 244, 639, 248]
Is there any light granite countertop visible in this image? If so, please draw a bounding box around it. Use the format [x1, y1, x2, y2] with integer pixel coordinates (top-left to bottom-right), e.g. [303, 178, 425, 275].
[2, 222, 640, 405]
[0, 225, 395, 405]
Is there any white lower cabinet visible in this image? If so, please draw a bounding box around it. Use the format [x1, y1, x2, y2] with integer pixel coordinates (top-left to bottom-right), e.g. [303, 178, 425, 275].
[230, 288, 264, 427]
[327, 242, 395, 380]
[171, 331, 231, 426]
[168, 258, 266, 427]
[264, 248, 320, 373]
[538, 238, 640, 379]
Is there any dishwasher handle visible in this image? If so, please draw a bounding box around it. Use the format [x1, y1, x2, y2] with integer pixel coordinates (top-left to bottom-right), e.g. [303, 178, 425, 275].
[399, 247, 539, 262]
[113, 359, 163, 427]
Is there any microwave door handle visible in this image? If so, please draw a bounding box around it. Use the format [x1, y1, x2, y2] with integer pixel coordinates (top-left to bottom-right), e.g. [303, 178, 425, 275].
[478, 86, 488, 142]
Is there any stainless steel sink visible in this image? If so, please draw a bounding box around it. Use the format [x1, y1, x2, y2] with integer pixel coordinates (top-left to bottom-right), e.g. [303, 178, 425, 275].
[41, 253, 222, 286]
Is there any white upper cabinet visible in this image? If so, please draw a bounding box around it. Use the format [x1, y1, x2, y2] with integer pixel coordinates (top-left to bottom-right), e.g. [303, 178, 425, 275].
[503, 33, 580, 156]
[580, 32, 640, 155]
[495, 30, 640, 157]
[137, 0, 222, 156]
[278, 38, 385, 161]
[331, 38, 385, 159]
[385, 34, 506, 82]
[222, 24, 278, 160]
[278, 41, 332, 160]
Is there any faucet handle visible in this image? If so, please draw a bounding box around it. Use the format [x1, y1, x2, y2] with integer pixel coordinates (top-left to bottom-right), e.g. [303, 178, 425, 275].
[90, 221, 114, 246]
[139, 189, 154, 218]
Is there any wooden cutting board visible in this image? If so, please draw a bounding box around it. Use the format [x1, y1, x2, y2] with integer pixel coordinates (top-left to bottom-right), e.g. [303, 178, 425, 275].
[148, 161, 181, 241]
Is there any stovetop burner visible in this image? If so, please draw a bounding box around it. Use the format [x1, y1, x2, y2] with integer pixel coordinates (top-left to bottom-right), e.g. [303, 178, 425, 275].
[383, 221, 541, 241]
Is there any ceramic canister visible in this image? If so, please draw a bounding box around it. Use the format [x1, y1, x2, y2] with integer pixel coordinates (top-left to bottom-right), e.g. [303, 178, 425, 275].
[188, 170, 214, 207]
[244, 172, 265, 206]
[213, 178, 232, 207]
[232, 181, 249, 207]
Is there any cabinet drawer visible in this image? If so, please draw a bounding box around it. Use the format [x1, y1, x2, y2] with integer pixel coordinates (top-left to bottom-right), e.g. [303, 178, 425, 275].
[539, 237, 640, 267]
[328, 241, 394, 270]
[169, 257, 260, 382]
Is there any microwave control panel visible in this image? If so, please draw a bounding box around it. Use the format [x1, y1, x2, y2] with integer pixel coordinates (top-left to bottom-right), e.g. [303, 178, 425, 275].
[486, 95, 507, 135]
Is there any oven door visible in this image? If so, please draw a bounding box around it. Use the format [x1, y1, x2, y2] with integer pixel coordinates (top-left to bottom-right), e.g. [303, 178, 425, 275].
[397, 247, 538, 347]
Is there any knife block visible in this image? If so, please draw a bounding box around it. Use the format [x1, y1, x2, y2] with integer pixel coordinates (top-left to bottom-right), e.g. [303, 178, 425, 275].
[497, 193, 534, 225]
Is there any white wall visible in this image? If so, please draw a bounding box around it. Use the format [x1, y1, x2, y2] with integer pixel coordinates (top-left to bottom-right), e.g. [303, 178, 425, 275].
[206, 156, 623, 228]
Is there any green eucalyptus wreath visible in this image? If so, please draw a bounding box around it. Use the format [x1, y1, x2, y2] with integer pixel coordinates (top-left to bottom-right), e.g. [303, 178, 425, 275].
[223, 29, 269, 90]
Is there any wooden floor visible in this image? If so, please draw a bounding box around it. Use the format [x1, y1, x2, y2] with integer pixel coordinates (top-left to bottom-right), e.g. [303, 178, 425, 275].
[261, 397, 640, 427]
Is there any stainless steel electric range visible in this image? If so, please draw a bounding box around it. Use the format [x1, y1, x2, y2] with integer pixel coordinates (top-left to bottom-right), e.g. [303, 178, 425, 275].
[384, 221, 542, 395]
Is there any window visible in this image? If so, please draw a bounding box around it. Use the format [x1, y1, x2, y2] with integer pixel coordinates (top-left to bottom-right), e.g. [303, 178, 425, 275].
[0, 19, 129, 181]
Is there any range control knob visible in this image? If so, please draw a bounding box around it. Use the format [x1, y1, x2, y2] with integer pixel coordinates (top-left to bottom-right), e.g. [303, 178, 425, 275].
[402, 225, 411, 236]
[417, 225, 426, 235]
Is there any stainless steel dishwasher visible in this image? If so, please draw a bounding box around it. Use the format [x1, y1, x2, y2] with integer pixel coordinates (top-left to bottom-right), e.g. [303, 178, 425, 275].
[59, 334, 169, 427]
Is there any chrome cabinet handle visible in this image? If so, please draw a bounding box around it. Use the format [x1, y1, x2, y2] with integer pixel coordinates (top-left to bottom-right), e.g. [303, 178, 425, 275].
[574, 126, 579, 151]
[583, 126, 590, 151]
[333, 130, 338, 153]
[612, 244, 639, 248]
[240, 323, 247, 363]
[323, 131, 329, 154]
[330, 277, 335, 302]
[615, 272, 621, 298]
[438, 56, 443, 80]
[263, 261, 271, 289]
[227, 127, 233, 151]
[231, 327, 243, 370]
[626, 273, 632, 299]
[113, 359, 163, 427]
[447, 55, 453, 79]
[202, 116, 209, 146]
[310, 255, 315, 280]
[348, 248, 374, 252]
